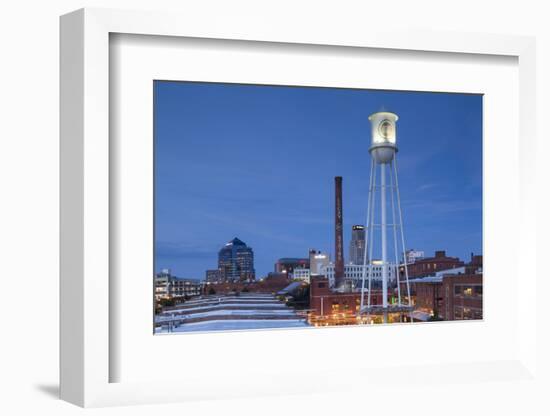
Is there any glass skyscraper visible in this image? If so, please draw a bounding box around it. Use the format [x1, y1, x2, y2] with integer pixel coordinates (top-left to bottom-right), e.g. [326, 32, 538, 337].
[349, 225, 366, 265]
[218, 237, 255, 282]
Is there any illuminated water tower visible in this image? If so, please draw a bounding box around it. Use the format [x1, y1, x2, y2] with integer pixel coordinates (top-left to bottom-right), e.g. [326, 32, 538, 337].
[359, 111, 413, 323]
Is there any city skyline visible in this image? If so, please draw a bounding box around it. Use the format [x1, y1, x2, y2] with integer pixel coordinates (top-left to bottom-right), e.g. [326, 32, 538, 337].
[154, 81, 482, 279]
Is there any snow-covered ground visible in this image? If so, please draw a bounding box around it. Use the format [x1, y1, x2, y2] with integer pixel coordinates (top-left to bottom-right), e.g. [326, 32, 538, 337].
[156, 308, 297, 322]
[156, 293, 308, 333]
[181, 296, 278, 306]
[155, 319, 309, 333]
[163, 302, 287, 314]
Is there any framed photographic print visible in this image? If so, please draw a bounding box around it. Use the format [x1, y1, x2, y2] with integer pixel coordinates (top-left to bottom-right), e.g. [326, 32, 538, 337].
[152, 80, 483, 335]
[60, 7, 539, 408]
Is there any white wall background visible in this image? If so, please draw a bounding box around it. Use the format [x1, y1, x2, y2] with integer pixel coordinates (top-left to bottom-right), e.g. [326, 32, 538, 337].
[0, 0, 548, 414]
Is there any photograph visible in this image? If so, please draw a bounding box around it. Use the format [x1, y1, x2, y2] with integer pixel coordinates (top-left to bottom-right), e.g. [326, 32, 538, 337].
[153, 81, 483, 334]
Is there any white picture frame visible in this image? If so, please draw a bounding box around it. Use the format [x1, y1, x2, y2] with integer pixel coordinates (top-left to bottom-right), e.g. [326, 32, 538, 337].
[60, 7, 539, 408]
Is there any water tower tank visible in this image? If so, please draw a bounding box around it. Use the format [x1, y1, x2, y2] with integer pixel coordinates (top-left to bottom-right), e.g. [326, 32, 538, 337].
[368, 111, 398, 164]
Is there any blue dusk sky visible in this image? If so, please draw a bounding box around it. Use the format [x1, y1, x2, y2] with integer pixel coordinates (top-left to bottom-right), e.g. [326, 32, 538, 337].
[154, 81, 482, 279]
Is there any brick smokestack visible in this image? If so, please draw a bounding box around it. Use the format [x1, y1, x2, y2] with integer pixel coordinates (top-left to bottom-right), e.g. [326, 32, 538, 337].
[334, 176, 344, 287]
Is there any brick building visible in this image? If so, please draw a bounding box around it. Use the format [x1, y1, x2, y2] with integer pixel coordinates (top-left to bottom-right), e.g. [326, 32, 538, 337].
[274, 257, 309, 274]
[402, 272, 482, 320]
[400, 254, 483, 320]
[442, 274, 483, 320]
[402, 250, 464, 278]
[309, 277, 385, 318]
[408, 276, 445, 317]
[466, 254, 483, 273]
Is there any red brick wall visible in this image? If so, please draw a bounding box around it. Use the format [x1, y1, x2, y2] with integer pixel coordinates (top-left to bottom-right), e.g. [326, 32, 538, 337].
[414, 282, 443, 316]
[442, 274, 483, 320]
[406, 257, 464, 278]
[401, 273, 483, 320]
[309, 277, 384, 316]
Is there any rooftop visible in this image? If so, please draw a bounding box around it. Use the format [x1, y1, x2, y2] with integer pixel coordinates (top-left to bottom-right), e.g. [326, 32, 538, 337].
[225, 237, 247, 247]
[277, 258, 309, 263]
[406, 267, 481, 284]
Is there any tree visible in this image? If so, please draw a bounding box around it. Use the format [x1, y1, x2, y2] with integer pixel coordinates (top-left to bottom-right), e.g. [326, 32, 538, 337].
[208, 286, 216, 295]
[285, 284, 310, 310]
[159, 298, 175, 307]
